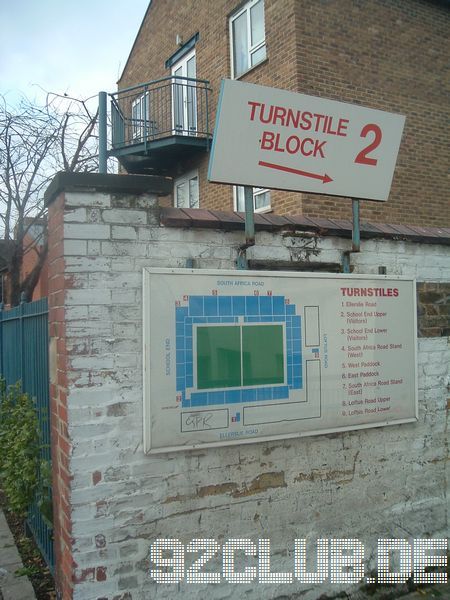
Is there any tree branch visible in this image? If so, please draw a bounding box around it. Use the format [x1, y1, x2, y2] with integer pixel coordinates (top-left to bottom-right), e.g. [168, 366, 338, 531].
[0, 92, 99, 305]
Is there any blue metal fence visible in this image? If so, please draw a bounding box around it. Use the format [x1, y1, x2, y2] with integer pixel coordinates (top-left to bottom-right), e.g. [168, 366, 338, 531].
[0, 297, 54, 572]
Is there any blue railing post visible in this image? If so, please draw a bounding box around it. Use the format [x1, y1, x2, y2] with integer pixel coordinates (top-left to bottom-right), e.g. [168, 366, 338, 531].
[205, 83, 210, 151]
[98, 91, 108, 174]
[20, 292, 26, 388]
[143, 86, 148, 150]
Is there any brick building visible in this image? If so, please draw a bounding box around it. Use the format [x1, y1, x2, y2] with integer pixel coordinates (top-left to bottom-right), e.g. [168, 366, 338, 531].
[0, 219, 47, 306]
[20, 218, 48, 301]
[112, 0, 449, 227]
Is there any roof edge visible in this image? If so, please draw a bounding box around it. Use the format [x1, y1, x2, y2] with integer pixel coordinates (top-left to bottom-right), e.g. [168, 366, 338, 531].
[117, 1, 154, 86]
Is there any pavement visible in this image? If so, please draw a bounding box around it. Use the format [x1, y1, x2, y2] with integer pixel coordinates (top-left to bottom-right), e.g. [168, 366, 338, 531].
[0, 509, 36, 600]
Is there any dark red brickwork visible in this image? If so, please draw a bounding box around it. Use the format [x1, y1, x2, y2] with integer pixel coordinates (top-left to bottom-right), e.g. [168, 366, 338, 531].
[417, 282, 450, 337]
[47, 194, 74, 600]
[119, 0, 449, 227]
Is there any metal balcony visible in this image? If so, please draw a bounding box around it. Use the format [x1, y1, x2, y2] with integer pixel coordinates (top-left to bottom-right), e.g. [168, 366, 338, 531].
[108, 76, 212, 175]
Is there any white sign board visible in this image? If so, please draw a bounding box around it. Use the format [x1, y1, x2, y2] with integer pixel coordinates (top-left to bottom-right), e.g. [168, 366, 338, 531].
[208, 80, 405, 201]
[143, 268, 417, 453]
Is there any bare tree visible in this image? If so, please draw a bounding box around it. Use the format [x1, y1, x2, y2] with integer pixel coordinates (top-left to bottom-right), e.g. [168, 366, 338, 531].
[0, 92, 99, 306]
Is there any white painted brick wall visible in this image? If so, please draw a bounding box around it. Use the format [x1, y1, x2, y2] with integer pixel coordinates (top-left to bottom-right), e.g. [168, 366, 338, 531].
[59, 191, 449, 600]
[64, 223, 111, 239]
[102, 208, 148, 224]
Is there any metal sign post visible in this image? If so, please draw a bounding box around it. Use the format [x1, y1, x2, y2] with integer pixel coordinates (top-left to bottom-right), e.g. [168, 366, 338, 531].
[343, 198, 361, 273]
[237, 186, 255, 270]
[352, 199, 361, 253]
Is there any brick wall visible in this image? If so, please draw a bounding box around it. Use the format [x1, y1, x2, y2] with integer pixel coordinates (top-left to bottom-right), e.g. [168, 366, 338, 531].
[119, 0, 450, 227]
[290, 0, 450, 225]
[417, 282, 450, 337]
[46, 174, 449, 599]
[47, 195, 73, 600]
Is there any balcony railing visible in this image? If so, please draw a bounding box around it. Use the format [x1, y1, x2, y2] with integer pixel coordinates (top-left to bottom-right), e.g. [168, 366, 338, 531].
[109, 76, 212, 152]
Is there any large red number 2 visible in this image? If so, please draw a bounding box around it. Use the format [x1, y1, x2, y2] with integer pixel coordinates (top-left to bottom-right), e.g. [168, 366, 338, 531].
[354, 124, 382, 166]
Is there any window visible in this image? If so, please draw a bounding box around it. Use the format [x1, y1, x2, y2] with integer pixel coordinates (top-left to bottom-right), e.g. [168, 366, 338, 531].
[131, 92, 148, 140]
[196, 324, 285, 390]
[230, 0, 266, 78]
[172, 49, 197, 135]
[174, 170, 199, 208]
[131, 91, 157, 140]
[234, 186, 271, 212]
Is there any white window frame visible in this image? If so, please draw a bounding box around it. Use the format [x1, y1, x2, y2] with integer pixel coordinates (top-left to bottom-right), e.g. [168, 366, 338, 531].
[174, 170, 199, 209]
[229, 0, 266, 79]
[171, 48, 197, 135]
[131, 91, 149, 140]
[131, 92, 148, 140]
[233, 186, 271, 213]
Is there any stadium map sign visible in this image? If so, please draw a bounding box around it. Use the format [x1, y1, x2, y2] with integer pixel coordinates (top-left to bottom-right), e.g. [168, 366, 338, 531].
[143, 268, 417, 453]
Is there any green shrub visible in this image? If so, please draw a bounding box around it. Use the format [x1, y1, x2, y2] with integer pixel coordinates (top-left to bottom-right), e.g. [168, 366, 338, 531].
[0, 380, 40, 516]
[37, 458, 53, 528]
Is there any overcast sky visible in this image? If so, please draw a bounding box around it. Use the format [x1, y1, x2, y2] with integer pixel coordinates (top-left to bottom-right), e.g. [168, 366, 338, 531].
[0, 0, 150, 107]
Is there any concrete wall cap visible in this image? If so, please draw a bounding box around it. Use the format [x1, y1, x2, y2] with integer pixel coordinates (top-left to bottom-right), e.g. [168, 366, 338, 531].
[44, 172, 172, 207]
[160, 207, 450, 245]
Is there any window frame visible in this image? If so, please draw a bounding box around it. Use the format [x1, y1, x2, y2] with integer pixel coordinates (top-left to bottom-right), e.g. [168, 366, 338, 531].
[229, 0, 267, 79]
[233, 186, 271, 213]
[174, 169, 200, 209]
[131, 92, 148, 140]
[171, 48, 197, 135]
[131, 91, 158, 140]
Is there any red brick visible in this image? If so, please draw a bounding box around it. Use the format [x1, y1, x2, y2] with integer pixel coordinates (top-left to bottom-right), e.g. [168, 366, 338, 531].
[57, 435, 71, 456]
[96, 566, 107, 582]
[93, 471, 102, 486]
[73, 568, 95, 584]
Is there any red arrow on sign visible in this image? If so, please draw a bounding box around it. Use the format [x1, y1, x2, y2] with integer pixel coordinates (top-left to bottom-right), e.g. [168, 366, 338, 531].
[258, 160, 333, 184]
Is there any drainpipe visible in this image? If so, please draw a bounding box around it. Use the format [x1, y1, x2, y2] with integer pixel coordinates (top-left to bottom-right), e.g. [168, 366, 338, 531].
[342, 199, 361, 273]
[237, 186, 255, 270]
[98, 91, 108, 174]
